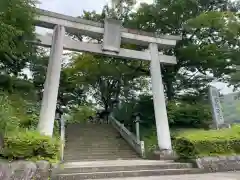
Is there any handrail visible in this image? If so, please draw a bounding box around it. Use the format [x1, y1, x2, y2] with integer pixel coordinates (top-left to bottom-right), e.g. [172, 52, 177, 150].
[109, 115, 145, 158]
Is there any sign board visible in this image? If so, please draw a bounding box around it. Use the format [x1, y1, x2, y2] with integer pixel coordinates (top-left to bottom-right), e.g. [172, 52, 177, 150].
[209, 86, 225, 127]
[220, 92, 240, 124]
[102, 18, 122, 53]
[209, 86, 240, 126]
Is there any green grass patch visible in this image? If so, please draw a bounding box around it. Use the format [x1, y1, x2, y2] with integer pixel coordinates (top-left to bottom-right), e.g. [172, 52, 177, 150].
[143, 126, 240, 160]
[174, 125, 240, 159]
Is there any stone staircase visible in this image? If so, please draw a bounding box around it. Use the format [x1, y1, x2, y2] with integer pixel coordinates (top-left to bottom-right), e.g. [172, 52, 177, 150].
[53, 123, 203, 179]
[63, 123, 140, 162]
[52, 160, 203, 179]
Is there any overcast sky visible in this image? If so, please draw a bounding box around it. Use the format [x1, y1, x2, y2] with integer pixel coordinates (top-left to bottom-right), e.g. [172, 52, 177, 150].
[35, 0, 233, 94]
[37, 0, 153, 16]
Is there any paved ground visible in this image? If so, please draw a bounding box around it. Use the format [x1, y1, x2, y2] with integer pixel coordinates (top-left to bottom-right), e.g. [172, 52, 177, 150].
[92, 172, 240, 180]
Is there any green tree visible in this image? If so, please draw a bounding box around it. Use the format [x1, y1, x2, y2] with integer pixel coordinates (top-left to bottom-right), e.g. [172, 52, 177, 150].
[0, 0, 36, 75]
[76, 0, 240, 104]
[66, 53, 147, 113]
[66, 105, 96, 124]
[124, 0, 240, 101]
[30, 51, 86, 108]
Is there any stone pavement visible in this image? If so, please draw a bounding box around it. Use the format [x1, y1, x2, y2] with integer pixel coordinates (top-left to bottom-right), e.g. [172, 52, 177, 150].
[92, 172, 240, 180]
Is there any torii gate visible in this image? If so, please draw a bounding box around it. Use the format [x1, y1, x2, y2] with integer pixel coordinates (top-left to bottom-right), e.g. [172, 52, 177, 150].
[34, 9, 181, 152]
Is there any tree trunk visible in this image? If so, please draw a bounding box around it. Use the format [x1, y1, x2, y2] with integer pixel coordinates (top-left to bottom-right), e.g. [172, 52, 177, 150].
[162, 66, 179, 101]
[165, 79, 175, 101]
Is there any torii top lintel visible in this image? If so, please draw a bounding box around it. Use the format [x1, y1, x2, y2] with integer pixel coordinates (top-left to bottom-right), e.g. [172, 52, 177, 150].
[35, 8, 182, 48]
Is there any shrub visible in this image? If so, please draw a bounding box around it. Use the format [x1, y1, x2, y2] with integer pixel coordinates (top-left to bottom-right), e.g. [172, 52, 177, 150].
[1, 130, 60, 162]
[167, 101, 212, 129]
[174, 125, 240, 159]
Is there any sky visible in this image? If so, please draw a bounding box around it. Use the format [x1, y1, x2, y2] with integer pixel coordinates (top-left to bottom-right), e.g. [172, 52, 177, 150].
[35, 0, 234, 94]
[37, 0, 153, 17]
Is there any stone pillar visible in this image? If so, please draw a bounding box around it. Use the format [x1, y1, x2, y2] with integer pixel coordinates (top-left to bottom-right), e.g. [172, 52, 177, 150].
[38, 25, 65, 136]
[135, 116, 140, 142]
[149, 43, 172, 151]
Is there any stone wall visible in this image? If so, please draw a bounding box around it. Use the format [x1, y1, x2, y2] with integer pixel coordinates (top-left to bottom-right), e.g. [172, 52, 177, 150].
[195, 156, 240, 172]
[0, 160, 52, 180]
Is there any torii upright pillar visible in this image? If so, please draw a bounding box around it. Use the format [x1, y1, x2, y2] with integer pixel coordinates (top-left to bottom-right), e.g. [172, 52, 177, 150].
[38, 25, 65, 136]
[149, 43, 172, 151]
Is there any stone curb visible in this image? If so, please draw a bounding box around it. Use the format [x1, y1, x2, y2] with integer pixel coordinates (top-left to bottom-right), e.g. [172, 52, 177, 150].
[0, 160, 53, 180]
[194, 155, 240, 172]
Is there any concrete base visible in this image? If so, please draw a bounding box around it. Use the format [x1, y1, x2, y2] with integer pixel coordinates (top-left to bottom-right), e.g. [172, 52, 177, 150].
[152, 150, 178, 161]
[209, 123, 231, 130]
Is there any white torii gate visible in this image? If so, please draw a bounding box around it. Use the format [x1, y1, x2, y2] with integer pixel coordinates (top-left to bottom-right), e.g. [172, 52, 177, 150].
[34, 9, 181, 152]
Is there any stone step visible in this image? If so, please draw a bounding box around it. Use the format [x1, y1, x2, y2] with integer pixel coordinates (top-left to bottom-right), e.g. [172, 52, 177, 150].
[66, 136, 125, 139]
[56, 161, 193, 174]
[64, 152, 139, 156]
[66, 138, 121, 141]
[53, 168, 203, 179]
[66, 132, 118, 135]
[64, 152, 139, 161]
[64, 155, 139, 159]
[63, 157, 140, 162]
[64, 147, 138, 150]
[64, 153, 139, 157]
[65, 148, 137, 151]
[63, 154, 139, 160]
[65, 143, 131, 146]
[64, 124, 139, 161]
[52, 160, 201, 179]
[63, 153, 139, 157]
[65, 143, 134, 146]
[63, 157, 140, 161]
[64, 151, 139, 155]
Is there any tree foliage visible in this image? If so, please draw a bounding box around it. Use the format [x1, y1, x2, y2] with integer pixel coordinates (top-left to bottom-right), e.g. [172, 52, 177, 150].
[71, 0, 240, 107]
[66, 53, 147, 111]
[0, 0, 36, 75]
[124, 0, 240, 101]
[30, 51, 86, 108]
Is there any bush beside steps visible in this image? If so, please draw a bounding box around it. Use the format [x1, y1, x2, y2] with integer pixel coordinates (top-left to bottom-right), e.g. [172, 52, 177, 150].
[0, 130, 60, 162]
[174, 125, 240, 159]
[0, 130, 60, 179]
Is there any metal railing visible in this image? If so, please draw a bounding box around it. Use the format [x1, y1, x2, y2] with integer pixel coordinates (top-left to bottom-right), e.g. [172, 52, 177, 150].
[109, 115, 145, 158]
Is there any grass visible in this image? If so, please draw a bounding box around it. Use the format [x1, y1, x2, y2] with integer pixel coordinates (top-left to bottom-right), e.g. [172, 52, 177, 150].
[174, 124, 240, 158]
[144, 125, 240, 158]
[176, 124, 240, 141]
